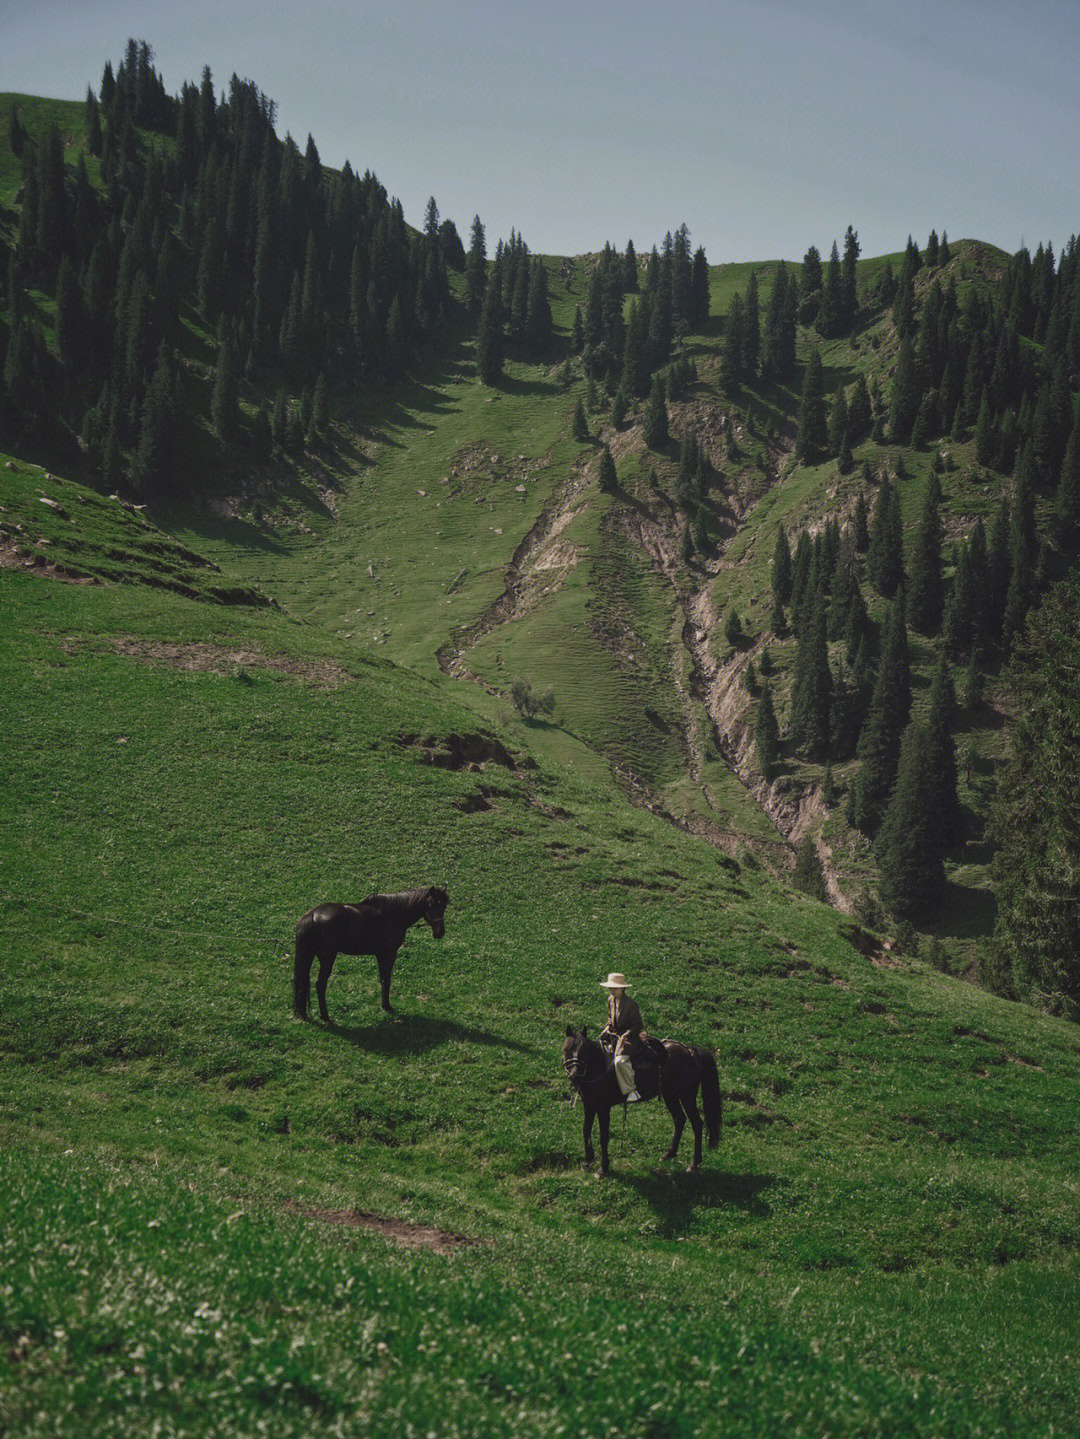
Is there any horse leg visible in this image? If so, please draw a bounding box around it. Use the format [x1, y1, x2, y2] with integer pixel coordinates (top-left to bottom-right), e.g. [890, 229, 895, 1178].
[582, 1103, 595, 1167]
[377, 950, 395, 1012]
[685, 1094, 704, 1172]
[598, 1105, 611, 1176]
[315, 952, 336, 1023]
[662, 1095, 686, 1162]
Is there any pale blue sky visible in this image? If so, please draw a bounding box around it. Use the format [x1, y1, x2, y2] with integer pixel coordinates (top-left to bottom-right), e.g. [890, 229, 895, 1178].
[2, 0, 1077, 261]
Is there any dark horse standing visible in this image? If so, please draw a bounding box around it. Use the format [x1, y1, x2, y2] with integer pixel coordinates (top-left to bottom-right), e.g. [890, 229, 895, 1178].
[562, 1026, 721, 1174]
[293, 887, 449, 1020]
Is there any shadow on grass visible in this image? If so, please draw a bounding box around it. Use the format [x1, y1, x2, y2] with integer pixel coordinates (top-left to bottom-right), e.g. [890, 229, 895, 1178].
[327, 1011, 539, 1056]
[614, 1167, 776, 1235]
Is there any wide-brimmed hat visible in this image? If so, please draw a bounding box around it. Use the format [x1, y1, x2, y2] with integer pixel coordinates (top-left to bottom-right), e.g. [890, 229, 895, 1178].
[599, 972, 632, 989]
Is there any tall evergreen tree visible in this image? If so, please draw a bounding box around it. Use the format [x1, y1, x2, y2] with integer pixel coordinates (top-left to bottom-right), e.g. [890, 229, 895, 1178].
[756, 681, 780, 780]
[477, 273, 503, 385]
[742, 270, 760, 378]
[211, 338, 239, 443]
[771, 525, 793, 606]
[1002, 443, 1038, 649]
[642, 374, 669, 449]
[597, 444, 617, 494]
[841, 224, 860, 329]
[464, 215, 487, 318]
[795, 349, 828, 463]
[909, 472, 944, 633]
[851, 596, 911, 834]
[876, 723, 945, 920]
[525, 257, 553, 354]
[867, 472, 905, 597]
[853, 489, 870, 551]
[817, 241, 843, 338]
[789, 586, 831, 760]
[1055, 426, 1080, 548]
[926, 653, 962, 851]
[990, 570, 1080, 1008]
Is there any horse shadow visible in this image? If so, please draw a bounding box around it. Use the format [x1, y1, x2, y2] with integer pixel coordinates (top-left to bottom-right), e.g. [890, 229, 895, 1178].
[614, 1168, 776, 1236]
[327, 1012, 538, 1057]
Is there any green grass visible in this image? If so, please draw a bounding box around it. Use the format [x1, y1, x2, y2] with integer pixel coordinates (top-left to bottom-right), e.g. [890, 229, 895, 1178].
[4, 552, 1080, 1435]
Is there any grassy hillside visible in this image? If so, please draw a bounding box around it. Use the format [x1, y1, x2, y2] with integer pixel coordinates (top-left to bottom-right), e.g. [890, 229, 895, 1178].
[4, 464, 1080, 1434]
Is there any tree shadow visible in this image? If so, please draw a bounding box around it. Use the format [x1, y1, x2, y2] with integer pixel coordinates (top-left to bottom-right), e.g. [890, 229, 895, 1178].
[613, 1167, 777, 1236]
[327, 1012, 539, 1056]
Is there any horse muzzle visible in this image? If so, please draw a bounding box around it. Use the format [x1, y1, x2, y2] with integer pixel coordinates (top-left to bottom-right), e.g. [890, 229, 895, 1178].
[430, 919, 446, 938]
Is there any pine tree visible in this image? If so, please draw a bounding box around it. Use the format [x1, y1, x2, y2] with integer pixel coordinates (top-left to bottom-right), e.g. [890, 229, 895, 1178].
[790, 531, 813, 618]
[909, 472, 944, 633]
[1055, 426, 1080, 547]
[85, 87, 103, 157]
[309, 372, 328, 442]
[477, 273, 503, 385]
[570, 305, 584, 355]
[611, 388, 629, 429]
[525, 258, 553, 354]
[888, 337, 920, 443]
[926, 653, 962, 850]
[771, 525, 793, 606]
[690, 246, 710, 328]
[642, 374, 669, 449]
[572, 397, 589, 443]
[793, 836, 828, 901]
[876, 723, 945, 920]
[1002, 443, 1038, 646]
[854, 490, 870, 551]
[724, 608, 743, 647]
[974, 392, 994, 466]
[817, 241, 842, 338]
[721, 292, 745, 394]
[132, 343, 176, 495]
[841, 225, 860, 329]
[795, 349, 828, 463]
[623, 239, 639, 293]
[990, 571, 1080, 1007]
[742, 270, 760, 378]
[851, 597, 910, 834]
[827, 387, 849, 457]
[867, 472, 905, 598]
[54, 254, 84, 369]
[789, 586, 831, 760]
[940, 232, 951, 266]
[211, 340, 239, 445]
[926, 229, 940, 267]
[598, 445, 617, 494]
[755, 681, 779, 779]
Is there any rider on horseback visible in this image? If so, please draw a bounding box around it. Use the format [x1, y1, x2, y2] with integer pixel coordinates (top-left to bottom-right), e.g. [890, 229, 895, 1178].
[599, 972, 644, 1103]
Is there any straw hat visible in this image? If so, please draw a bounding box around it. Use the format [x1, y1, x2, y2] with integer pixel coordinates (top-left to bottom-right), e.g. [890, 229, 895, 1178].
[599, 972, 632, 989]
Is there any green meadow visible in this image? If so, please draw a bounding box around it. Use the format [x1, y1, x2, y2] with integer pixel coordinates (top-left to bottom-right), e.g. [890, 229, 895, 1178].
[4, 462, 1080, 1436]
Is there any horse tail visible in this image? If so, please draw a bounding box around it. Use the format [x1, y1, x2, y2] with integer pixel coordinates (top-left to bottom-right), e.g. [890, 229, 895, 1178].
[294, 915, 316, 1019]
[698, 1048, 722, 1149]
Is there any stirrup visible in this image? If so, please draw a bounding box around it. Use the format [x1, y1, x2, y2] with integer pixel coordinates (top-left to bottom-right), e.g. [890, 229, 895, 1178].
[625, 1090, 643, 1103]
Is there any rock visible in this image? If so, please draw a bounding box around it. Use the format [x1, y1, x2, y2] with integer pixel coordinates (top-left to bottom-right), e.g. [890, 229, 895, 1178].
[39, 497, 67, 516]
[417, 489, 426, 497]
[4, 461, 17, 472]
[515, 484, 526, 493]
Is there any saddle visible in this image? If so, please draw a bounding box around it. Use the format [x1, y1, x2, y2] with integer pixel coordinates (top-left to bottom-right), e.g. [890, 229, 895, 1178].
[611, 1031, 666, 1102]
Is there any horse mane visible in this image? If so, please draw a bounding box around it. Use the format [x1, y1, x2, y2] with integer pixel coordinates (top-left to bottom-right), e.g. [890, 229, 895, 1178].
[362, 888, 431, 912]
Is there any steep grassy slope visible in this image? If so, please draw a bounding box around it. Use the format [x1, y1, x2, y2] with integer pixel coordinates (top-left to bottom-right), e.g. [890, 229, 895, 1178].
[4, 477, 1080, 1432]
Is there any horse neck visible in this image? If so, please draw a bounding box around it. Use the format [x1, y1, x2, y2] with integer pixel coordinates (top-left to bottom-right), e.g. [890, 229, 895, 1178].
[375, 889, 428, 925]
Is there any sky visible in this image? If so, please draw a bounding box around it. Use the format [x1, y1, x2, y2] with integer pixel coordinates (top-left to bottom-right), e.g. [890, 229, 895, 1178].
[2, 0, 1078, 263]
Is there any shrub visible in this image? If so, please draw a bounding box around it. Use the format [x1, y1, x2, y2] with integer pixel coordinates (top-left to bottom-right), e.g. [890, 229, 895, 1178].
[510, 677, 556, 718]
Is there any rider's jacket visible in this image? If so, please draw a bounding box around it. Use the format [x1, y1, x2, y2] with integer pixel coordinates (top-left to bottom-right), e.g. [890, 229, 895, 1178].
[605, 992, 643, 1041]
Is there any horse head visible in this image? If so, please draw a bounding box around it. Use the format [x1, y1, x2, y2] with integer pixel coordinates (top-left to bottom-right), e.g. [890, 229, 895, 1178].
[562, 1025, 596, 1086]
[424, 885, 449, 938]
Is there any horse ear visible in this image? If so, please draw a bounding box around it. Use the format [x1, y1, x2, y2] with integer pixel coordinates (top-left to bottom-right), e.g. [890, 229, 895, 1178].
[582, 1023, 588, 1036]
[565, 1025, 574, 1037]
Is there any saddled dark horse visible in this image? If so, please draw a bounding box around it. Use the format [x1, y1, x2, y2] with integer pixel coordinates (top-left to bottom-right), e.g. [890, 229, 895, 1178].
[562, 1025, 721, 1174]
[293, 887, 449, 1021]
